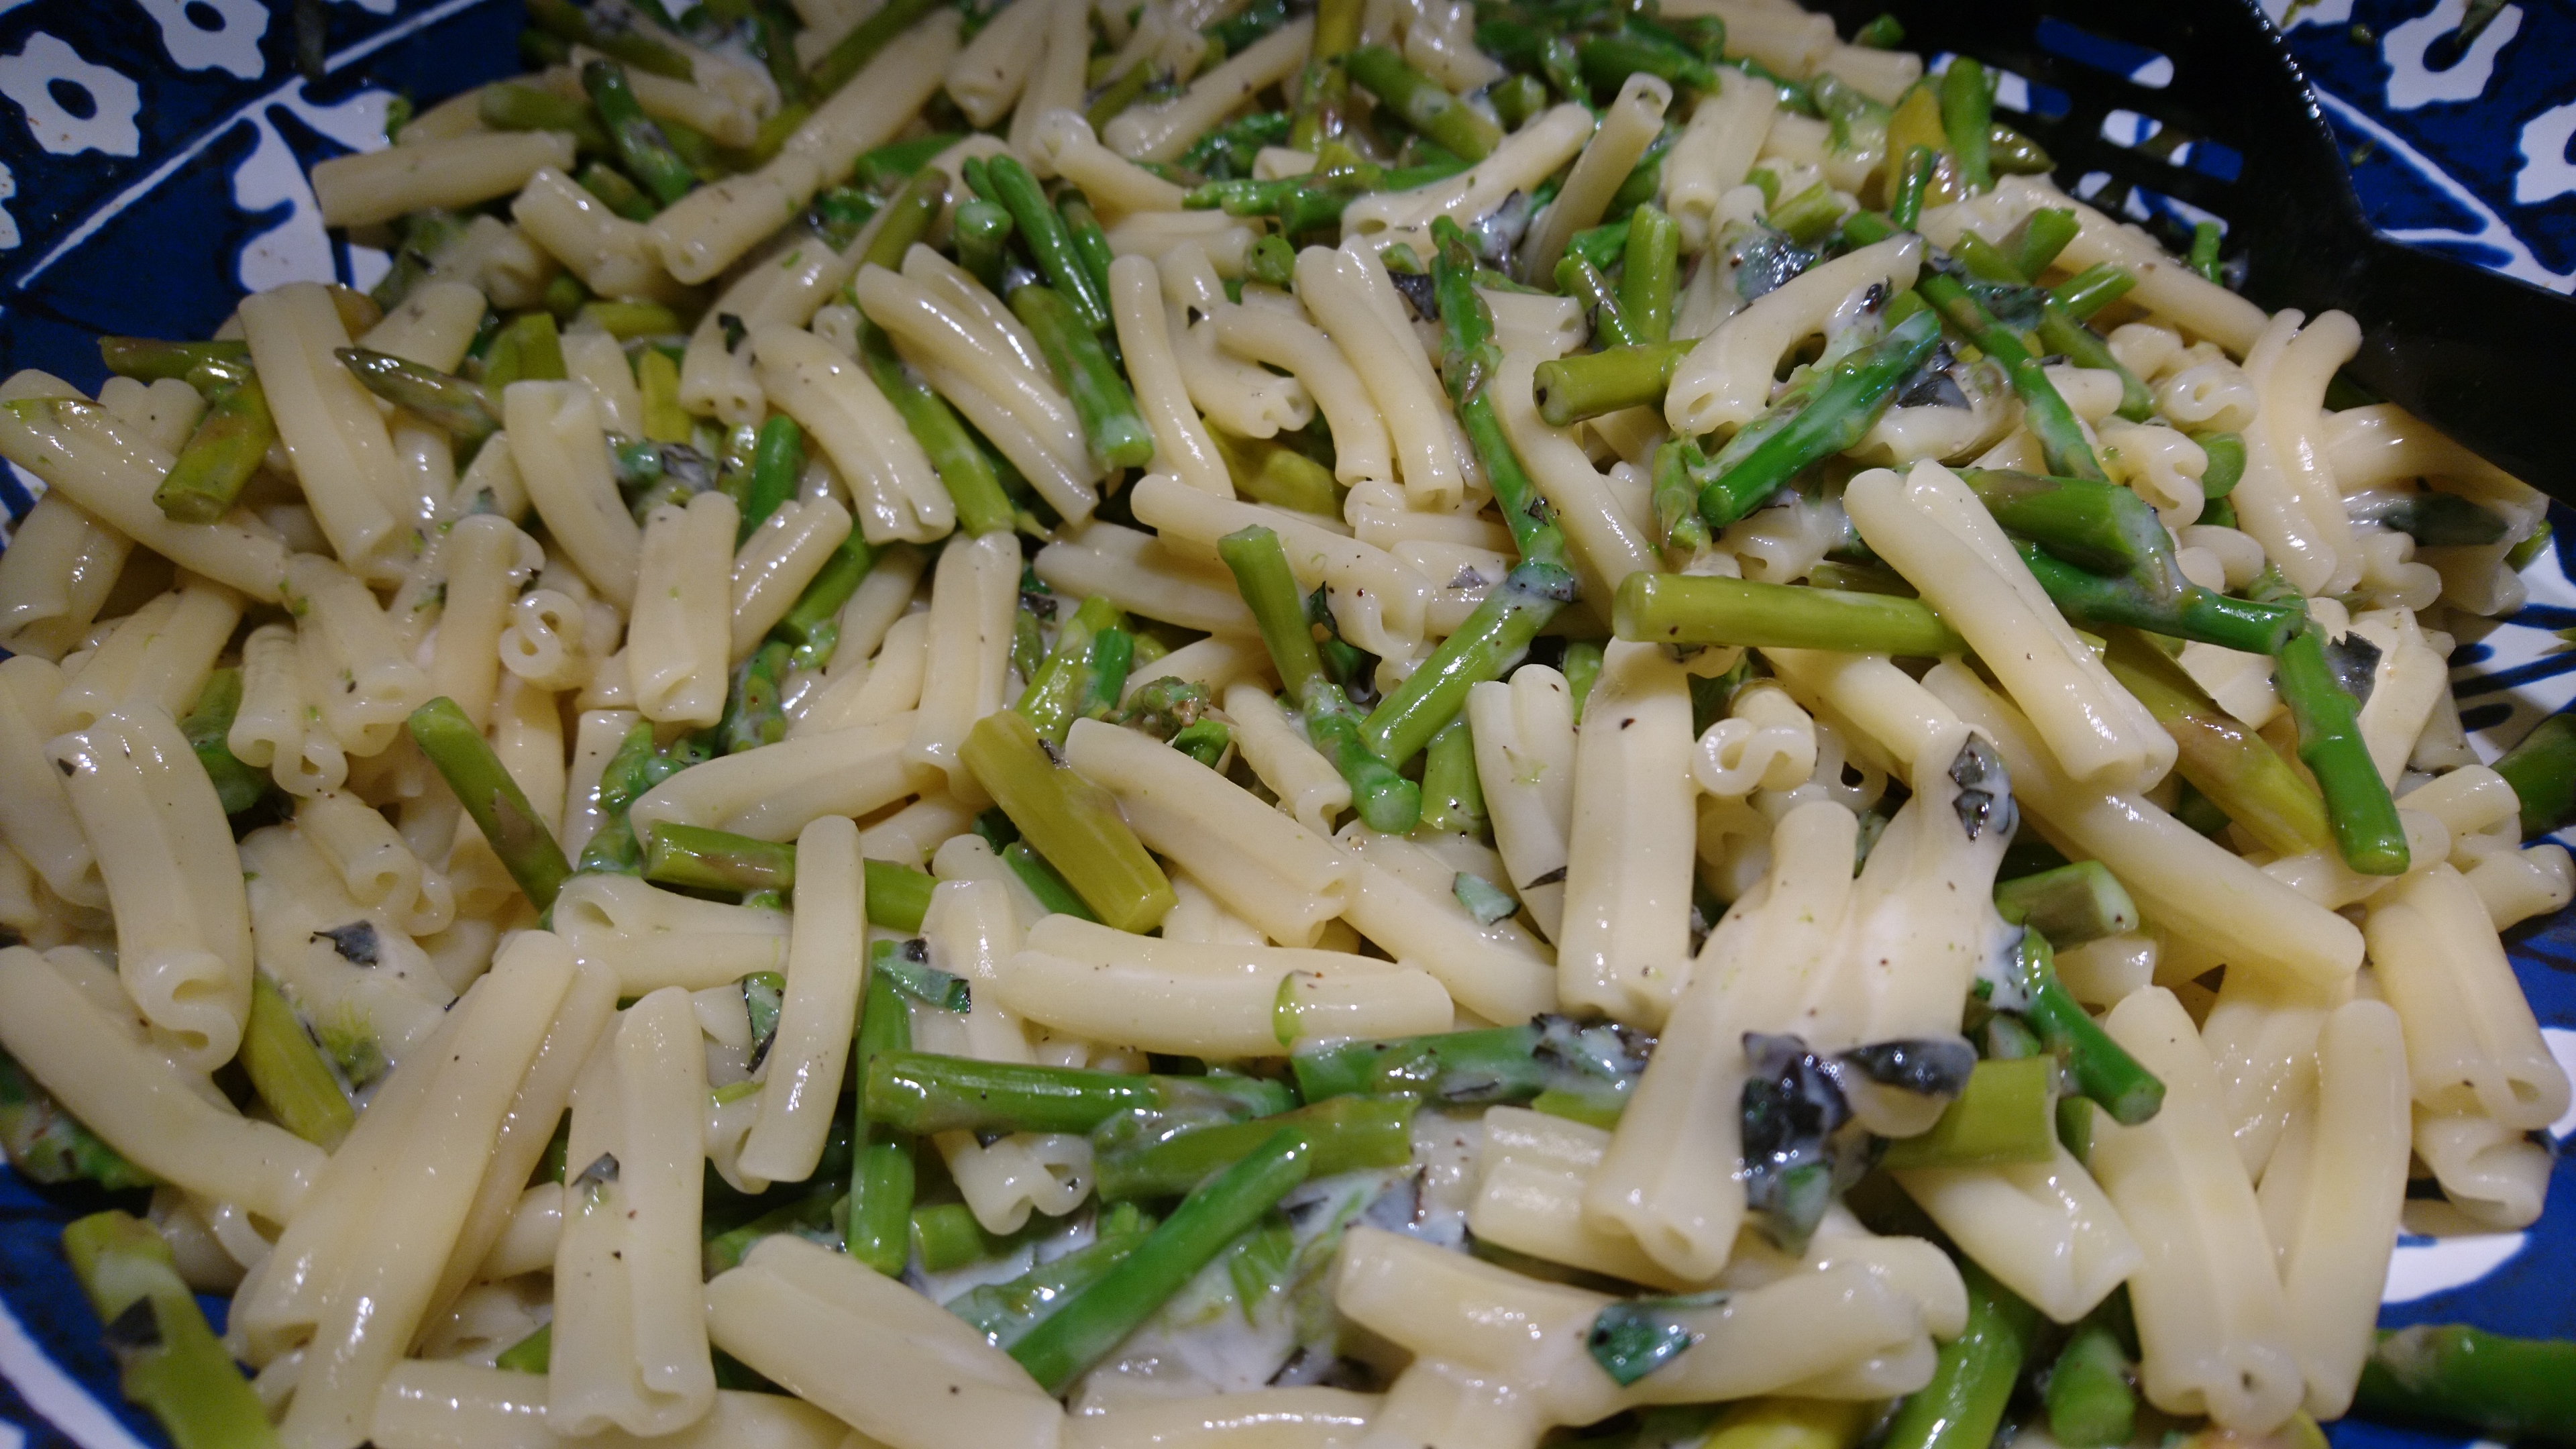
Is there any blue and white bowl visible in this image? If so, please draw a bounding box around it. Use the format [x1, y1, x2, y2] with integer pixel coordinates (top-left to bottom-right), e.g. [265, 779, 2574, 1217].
[0, 1, 2568, 1444]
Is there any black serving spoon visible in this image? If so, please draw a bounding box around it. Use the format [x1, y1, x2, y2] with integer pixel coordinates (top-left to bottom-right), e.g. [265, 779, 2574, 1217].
[1815, 0, 2576, 498]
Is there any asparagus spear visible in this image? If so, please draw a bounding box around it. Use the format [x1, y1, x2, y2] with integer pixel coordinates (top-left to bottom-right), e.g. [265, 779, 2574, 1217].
[853, 322, 1012, 536]
[154, 373, 275, 525]
[1880, 1261, 2039, 1449]
[180, 669, 270, 815]
[1344, 46, 1499, 162]
[1419, 717, 1488, 837]
[63, 1210, 282, 1449]
[1095, 1095, 1413, 1200]
[1621, 203, 1680, 344]
[1008, 1126, 1312, 1393]
[961, 710, 1177, 932]
[1888, 144, 1936, 231]
[1664, 309, 1942, 535]
[2008, 932, 2164, 1126]
[582, 60, 695, 206]
[1614, 573, 1966, 655]
[845, 967, 916, 1275]
[859, 166, 946, 274]
[1992, 860, 2138, 945]
[1207, 429, 1342, 515]
[2354, 1324, 2576, 1444]
[478, 81, 612, 152]
[1556, 253, 1641, 347]
[2016, 207, 2080, 276]
[408, 696, 574, 911]
[1289, 0, 1362, 151]
[717, 640, 790, 755]
[2275, 623, 2409, 875]
[771, 531, 876, 662]
[337, 347, 498, 441]
[241, 975, 354, 1150]
[525, 0, 692, 78]
[643, 822, 796, 894]
[806, 0, 941, 96]
[1565, 217, 1631, 275]
[1940, 56, 1995, 193]
[986, 156, 1114, 333]
[99, 337, 249, 383]
[0, 1050, 156, 1190]
[2016, 544, 2300, 656]
[736, 414, 803, 539]
[863, 1051, 1291, 1136]
[1220, 525, 1423, 832]
[949, 1202, 1156, 1346]
[1057, 191, 1120, 310]
[1016, 594, 1120, 743]
[1293, 1024, 1550, 1102]
[2045, 1320, 2139, 1448]
[1010, 283, 1153, 469]
[1957, 468, 2178, 583]
[2493, 706, 2576, 839]
[911, 1201, 1002, 1271]
[1878, 1057, 2054, 1169]
[1352, 218, 1580, 775]
[2051, 263, 2137, 322]
[480, 311, 566, 390]
[494, 1322, 551, 1374]
[863, 858, 934, 932]
[952, 197, 1014, 292]
[1533, 340, 1695, 427]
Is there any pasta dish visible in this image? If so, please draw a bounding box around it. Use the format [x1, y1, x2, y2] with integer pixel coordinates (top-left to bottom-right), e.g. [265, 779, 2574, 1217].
[0, 0, 2566, 1445]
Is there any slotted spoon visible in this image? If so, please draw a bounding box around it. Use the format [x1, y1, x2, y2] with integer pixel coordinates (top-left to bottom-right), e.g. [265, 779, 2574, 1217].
[1814, 0, 2576, 498]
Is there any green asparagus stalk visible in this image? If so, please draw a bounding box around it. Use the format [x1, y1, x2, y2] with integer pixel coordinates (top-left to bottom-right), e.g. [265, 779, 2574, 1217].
[152, 374, 274, 525]
[863, 858, 934, 932]
[910, 1201, 1005, 1271]
[99, 337, 249, 383]
[2045, 1320, 2139, 1448]
[1953, 231, 2025, 286]
[2016, 543, 2300, 656]
[2015, 207, 2080, 278]
[1011, 1129, 1311, 1392]
[865, 1051, 1291, 1136]
[772, 532, 877, 658]
[242, 975, 354, 1150]
[952, 197, 1014, 292]
[861, 166, 946, 274]
[961, 710, 1176, 932]
[63, 1210, 282, 1449]
[1878, 1057, 2055, 1169]
[643, 822, 796, 894]
[337, 347, 497, 441]
[1957, 468, 2180, 585]
[845, 967, 916, 1275]
[2098, 635, 2336, 855]
[1344, 46, 1499, 162]
[1010, 283, 1154, 468]
[1614, 572, 1966, 655]
[576, 161, 657, 221]
[1670, 309, 1943, 533]
[1565, 218, 1631, 275]
[1556, 253, 1640, 347]
[737, 415, 803, 540]
[1219, 525, 1424, 832]
[852, 322, 1012, 535]
[1765, 181, 1844, 246]
[1534, 341, 1694, 428]
[1016, 594, 1121, 743]
[1207, 428, 1342, 515]
[2188, 220, 2224, 283]
[1889, 144, 1936, 231]
[1289, 0, 1362, 151]
[854, 133, 962, 191]
[1293, 1024, 1550, 1101]
[479, 311, 566, 390]
[1574, 20, 1723, 97]
[0, 1051, 154, 1190]
[718, 640, 790, 755]
[1419, 717, 1487, 837]
[987, 156, 1115, 333]
[1918, 265, 2100, 479]
[1096, 1095, 1411, 1201]
[2493, 707, 2576, 839]
[2354, 1325, 2576, 1444]
[180, 669, 268, 816]
[478, 81, 611, 152]
[1880, 1261, 2039, 1449]
[494, 1322, 551, 1374]
[2011, 932, 2164, 1126]
[2051, 262, 2136, 322]
[1057, 191, 1119, 311]
[2275, 624, 2409, 875]
[2036, 304, 2155, 421]
[806, 0, 940, 95]
[1992, 860, 2138, 946]
[950, 1202, 1157, 1346]
[408, 696, 573, 911]
[1620, 203, 1680, 344]
[1002, 839, 1098, 920]
[525, 0, 692, 78]
[1940, 57, 1994, 193]
[582, 60, 695, 206]
[1351, 217, 1580, 777]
